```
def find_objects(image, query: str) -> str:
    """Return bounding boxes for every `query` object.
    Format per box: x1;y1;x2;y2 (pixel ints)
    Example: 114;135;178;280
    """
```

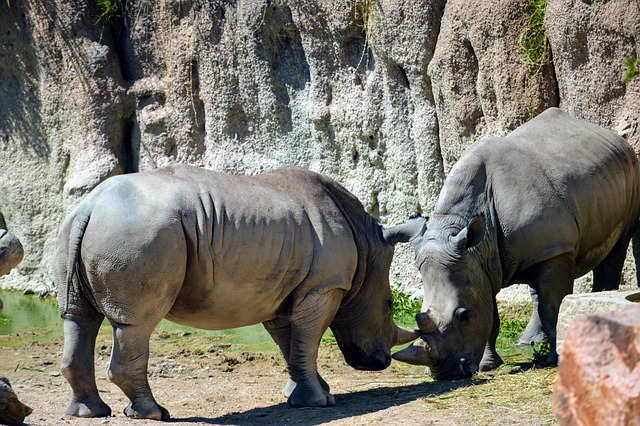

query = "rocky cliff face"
1;0;639;292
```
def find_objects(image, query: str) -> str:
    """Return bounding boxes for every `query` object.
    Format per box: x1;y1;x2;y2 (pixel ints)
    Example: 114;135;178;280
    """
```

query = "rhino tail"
60;208;93;318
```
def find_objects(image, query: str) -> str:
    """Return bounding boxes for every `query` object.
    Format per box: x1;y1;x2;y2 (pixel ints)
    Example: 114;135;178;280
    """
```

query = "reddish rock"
552;305;640;425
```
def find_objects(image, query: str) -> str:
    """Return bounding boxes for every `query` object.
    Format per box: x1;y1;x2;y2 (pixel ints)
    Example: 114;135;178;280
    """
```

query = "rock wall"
1;0;639;293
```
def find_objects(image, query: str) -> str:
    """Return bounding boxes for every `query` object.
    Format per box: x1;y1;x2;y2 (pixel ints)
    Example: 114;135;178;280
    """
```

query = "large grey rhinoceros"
54;165;420;420
391;107;640;379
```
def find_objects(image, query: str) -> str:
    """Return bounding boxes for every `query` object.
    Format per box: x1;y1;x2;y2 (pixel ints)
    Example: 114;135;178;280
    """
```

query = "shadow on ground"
172;379;485;425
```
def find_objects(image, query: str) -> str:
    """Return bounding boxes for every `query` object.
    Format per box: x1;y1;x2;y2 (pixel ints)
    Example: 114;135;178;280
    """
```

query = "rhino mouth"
392;335;478;380
426;355;478;380
341;346;391;371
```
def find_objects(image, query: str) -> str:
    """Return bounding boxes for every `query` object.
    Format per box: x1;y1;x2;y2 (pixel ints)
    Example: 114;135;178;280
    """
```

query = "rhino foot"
64;397;111;418
543;351;558;367
516;328;547;346
283;374;330;398
287;379;335;408
479;350;504;372
124;400;170;421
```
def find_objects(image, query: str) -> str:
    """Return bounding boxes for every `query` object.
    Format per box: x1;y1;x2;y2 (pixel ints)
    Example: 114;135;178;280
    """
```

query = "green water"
0;290;277;352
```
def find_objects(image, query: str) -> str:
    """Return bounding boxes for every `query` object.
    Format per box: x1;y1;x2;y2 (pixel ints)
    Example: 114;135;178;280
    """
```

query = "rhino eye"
455;308;470;325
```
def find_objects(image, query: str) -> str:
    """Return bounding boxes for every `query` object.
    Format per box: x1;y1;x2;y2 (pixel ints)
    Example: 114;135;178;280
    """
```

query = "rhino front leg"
286;289;343;408
479;298;503;372
61;314;111;418
262;317;329;399
108;323;169;420
530;255;575;366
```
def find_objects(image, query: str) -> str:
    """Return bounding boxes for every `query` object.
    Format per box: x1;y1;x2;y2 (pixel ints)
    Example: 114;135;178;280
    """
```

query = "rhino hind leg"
61;314;111;418
592;232;632;292
108;323;169;420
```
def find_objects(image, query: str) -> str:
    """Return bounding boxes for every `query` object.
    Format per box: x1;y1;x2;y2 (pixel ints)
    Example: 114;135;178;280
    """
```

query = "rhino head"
392;216;494;379
329;216;426;371
0;229;24;277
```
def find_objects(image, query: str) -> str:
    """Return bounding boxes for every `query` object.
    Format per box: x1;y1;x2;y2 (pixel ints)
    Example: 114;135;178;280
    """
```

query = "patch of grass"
497;301;531;340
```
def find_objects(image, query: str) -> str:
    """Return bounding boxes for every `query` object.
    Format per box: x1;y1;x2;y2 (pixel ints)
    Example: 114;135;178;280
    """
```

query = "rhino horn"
392;337;435;365
416;310;440;334
395;325;420;345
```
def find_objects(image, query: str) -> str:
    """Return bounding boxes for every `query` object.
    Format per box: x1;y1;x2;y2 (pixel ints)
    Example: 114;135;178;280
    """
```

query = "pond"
0;290;278;352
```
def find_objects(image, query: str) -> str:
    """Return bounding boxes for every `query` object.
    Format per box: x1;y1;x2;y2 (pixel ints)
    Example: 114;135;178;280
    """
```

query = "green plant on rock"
96;0;123;27
354;0;377;82
622;56;637;84
518;0;549;76
518;0;550;119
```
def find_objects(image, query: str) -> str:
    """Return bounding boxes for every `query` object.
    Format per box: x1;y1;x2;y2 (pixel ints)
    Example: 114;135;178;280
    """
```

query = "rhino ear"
452;216;485;250
383;215;428;245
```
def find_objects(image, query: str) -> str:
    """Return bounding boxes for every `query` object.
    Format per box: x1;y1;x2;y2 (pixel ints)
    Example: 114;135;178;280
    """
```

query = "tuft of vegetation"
353;0;377;84
391;285;421;327
518;0;549;77
622;56;637;84
95;0;123;27
518;0;550;120
354;0;376;41
532;341;551;363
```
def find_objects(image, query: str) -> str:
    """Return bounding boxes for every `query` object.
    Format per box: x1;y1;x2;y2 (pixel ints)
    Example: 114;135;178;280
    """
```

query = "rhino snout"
346;349;391;371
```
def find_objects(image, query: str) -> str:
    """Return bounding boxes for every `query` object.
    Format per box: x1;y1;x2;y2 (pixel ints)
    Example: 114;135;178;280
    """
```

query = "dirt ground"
0;327;559;426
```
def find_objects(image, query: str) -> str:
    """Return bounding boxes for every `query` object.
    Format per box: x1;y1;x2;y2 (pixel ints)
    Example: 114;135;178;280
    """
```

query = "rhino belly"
165;281;287;330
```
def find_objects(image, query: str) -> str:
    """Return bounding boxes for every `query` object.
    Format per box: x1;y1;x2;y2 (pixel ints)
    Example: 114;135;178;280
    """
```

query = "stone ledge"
556;290;639;353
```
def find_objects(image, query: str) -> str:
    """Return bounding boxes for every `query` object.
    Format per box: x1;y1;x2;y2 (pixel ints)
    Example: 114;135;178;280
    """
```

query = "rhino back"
436;108;640;283
76;165;364;329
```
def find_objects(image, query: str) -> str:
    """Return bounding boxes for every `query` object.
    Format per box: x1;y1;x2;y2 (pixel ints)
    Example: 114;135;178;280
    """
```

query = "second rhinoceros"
55;165;420;420
391;108;640;379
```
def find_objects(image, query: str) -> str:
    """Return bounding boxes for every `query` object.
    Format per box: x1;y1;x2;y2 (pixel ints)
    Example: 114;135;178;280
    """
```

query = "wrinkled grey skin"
55;165;419;420
392;108;640;379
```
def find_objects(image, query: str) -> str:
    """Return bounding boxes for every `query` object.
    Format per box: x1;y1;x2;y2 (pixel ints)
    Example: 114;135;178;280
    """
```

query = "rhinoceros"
54;165;420;420
391;107;640;379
